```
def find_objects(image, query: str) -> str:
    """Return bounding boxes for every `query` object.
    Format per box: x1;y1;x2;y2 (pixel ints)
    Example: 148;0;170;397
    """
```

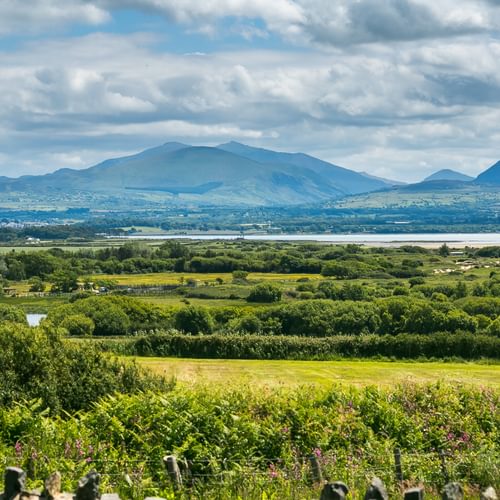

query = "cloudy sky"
1;0;500;182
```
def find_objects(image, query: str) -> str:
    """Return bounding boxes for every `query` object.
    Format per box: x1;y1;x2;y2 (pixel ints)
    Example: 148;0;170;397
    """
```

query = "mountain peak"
424;169;473;182
476;160;500;184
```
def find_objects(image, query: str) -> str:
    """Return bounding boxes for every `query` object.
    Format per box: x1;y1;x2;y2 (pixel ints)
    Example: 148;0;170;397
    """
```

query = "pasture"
133;357;500;388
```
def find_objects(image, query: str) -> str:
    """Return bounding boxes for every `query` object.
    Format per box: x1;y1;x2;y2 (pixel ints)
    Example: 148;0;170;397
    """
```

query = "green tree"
247;283;282;303
439;243;450;257
29;276;45;292
50;269;79;293
0;304;27;325
175;306;214;334
60;314;95;337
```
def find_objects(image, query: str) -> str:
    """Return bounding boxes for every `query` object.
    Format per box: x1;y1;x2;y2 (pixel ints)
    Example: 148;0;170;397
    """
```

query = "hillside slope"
424;169;473;182
0;142;396;207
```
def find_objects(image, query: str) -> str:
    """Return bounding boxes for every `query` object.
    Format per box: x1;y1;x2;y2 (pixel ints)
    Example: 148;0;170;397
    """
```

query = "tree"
439;243;450;257
0;304;27;325
175;306;214;334
50;269;78;293
60;314;95;336
232;270;249;282
247;283;282;303
29;277;45;292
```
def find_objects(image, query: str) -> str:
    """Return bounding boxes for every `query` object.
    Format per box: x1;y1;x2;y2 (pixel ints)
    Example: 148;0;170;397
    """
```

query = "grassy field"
133;357;500;388
89;272;323;285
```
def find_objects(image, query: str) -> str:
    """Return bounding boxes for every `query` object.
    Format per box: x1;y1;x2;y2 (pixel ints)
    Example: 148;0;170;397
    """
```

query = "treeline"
0;240;436;280
98;332;500;360
0;240;493;281
45;295;500;340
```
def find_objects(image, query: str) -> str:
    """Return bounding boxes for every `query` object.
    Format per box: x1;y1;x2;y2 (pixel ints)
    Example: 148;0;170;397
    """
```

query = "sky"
1;1;500;182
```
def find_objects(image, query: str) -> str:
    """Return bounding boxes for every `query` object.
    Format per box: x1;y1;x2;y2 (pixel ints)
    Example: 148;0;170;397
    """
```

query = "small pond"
26;314;47;327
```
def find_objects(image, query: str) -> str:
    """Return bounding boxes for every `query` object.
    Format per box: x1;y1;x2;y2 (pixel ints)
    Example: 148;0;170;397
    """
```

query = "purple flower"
313;448;322;458
14;442;22;456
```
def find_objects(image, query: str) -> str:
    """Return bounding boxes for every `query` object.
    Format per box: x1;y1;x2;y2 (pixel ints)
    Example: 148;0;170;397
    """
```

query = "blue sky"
1;0;500;182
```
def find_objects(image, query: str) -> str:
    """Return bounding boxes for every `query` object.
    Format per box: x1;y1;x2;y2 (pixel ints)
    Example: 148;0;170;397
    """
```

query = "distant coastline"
111;232;500;247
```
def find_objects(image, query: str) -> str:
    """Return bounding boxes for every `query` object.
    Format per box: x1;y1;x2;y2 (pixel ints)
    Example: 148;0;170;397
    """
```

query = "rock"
404;487;424;499
75;471;100;500
481;487;498;500
442;483;463;500
43;472;62;499
100;495;120;500
364;477;388;500
4;467;26;499
320;481;349;500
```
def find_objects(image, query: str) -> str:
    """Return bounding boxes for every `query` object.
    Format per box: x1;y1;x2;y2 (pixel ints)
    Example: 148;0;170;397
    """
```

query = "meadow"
132;357;500;388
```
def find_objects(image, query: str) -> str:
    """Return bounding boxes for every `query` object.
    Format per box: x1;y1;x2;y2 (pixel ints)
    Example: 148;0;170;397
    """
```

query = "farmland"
133;357;500;388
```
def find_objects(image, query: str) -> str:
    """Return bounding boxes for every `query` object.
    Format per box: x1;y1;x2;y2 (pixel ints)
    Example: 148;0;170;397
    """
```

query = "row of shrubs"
97;332;500;360
46;294;500;337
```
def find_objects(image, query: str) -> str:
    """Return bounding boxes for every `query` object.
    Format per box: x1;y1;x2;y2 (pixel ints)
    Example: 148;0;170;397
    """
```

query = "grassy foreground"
133;357;500;388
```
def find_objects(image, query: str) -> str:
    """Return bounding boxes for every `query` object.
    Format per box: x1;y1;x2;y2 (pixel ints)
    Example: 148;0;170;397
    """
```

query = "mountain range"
0;142;498;207
0;142;396;206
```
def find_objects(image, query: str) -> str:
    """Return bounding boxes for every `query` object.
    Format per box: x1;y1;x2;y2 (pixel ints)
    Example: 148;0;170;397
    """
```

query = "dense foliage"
97;332;500;360
0;323;167;413
47;294;500;342
2;384;498;498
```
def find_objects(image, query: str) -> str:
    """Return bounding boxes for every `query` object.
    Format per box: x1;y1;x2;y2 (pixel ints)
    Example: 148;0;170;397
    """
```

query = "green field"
133;357;500;388
89;271;323;285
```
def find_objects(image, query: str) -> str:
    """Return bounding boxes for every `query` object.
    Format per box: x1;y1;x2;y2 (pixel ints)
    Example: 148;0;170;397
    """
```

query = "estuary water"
118;232;500;245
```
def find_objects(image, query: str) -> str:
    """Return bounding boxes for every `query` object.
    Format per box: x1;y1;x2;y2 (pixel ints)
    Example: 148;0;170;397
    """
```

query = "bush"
247;283;282;303
60;314;95;336
0;323;167;413
48;296;172;336
175;305;214;334
0;304;27;325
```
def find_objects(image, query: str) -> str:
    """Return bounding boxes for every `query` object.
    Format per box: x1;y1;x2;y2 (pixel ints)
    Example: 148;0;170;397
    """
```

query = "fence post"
308;454;323;484
163;455;182;489
394;448;403;483
439;450;450;484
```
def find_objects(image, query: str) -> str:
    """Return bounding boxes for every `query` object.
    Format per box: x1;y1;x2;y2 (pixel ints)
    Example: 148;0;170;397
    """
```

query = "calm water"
27;313;47;327
118;233;500;245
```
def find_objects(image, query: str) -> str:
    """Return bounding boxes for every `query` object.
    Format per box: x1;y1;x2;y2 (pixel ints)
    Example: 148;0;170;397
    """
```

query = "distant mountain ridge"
0;141;496;208
0;142;394;207
424;169;473;182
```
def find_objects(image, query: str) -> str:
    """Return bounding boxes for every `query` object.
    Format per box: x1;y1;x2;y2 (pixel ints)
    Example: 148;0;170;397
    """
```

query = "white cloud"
1;4;500;180
2;0;500;46
0;0;109;35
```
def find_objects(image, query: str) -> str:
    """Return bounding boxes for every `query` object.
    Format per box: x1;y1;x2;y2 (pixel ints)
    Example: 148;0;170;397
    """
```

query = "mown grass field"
133;357;500;388
88;271;323;285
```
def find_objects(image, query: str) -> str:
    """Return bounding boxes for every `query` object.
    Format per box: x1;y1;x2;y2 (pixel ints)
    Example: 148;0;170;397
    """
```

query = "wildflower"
14;442;22;457
313;448;322;458
268;463;278;479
